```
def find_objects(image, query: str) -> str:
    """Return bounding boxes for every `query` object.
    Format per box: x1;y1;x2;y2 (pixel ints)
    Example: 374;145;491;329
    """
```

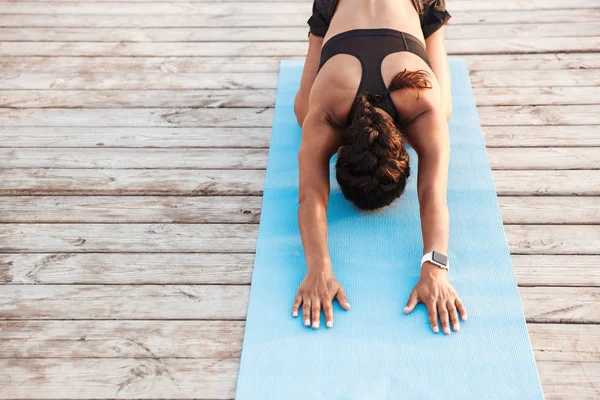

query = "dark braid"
335;69;431;210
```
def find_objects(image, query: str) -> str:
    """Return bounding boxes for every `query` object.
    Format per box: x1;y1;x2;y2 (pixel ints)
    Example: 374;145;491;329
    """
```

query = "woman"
291;0;467;335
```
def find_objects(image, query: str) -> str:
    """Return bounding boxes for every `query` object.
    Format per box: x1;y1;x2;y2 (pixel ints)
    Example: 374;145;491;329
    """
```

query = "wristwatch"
421;251;449;270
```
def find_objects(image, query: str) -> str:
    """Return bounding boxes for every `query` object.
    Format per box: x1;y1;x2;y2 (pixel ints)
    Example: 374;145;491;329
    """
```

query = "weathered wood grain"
0;196;597;224
0;284;597;322
0;358;597;399
1;169;598;196
1;126;598;148
2;10;599;27
2;24;600;42
1;105;599;126
0;320;245;358
4;70;599;90
511;255;600;287
0;252;255;284
520;287;600;323
0;196;263;224
482;126;600;147
473;87;600;106
0;285;252;319
0;147;597;169
0;224;597;254
0;223;260;253
485;147;600;169
2;54;599;73
506;225;600;255
1;38;600;56
0;321;597;362
0;89;276;108
469;70;600;87
2;87;599;108
0;108;276;127
2;253;599;286
478;105;600;126
497;197;600;224
0;127;273;148
3;1;600;14
0;357;240;399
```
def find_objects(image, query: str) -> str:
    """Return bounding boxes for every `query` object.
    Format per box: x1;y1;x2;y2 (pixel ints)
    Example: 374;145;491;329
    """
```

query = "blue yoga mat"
235;59;544;399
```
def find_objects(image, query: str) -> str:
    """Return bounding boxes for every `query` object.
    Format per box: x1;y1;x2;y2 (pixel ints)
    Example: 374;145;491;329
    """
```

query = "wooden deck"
0;0;599;398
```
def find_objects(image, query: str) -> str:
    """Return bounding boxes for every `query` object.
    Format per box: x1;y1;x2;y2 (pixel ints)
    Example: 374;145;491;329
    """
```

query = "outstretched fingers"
403;289;419;314
335;286;351;311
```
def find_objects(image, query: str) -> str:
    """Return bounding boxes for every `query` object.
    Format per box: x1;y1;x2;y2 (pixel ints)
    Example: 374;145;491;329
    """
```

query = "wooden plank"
0;320;245;358
493;170;600;196
1;38;599;56
1;106;599;126
1;147;597;170
0;148;269;169
0;126;598;148
1;169;598;196
486;147;600;169
1;54;598;73
0;321;597;362
0;196;263;224
2;253;598;286
478;105;600;126
0;223;260;253
0;89;276;108
482;126;600;147
538;361;600;400
0;358;597;400
506;225;600;255
3;1;600;14
520;287;600;323
473;87;600;106
0;284;597;322
511;255;600;287
0;223;597;254
2;87;598;108
2;70;598;90
498;197;600;224
0;127;273;148
0;252;255;284
1;10;599;27
0;285;251;319
0;196;597;224
0;357;239;399
470;70;600;87
0;108;276;127
2;24;600;42
0;73;279;90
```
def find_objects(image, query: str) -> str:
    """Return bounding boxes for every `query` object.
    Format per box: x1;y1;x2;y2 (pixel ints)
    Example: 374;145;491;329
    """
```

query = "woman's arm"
291;107;350;329
294;33;324;127
401;107;467;334
425;26;452;120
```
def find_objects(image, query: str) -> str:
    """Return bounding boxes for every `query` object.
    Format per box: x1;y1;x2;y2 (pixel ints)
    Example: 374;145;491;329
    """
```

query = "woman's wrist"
420;261;448;281
306;255;334;274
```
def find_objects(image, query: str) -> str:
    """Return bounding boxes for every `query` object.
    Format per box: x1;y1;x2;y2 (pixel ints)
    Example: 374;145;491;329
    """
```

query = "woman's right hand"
291;264;350;329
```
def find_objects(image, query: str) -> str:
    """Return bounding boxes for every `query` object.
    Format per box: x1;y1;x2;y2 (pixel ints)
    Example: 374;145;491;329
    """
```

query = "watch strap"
421;251;449;270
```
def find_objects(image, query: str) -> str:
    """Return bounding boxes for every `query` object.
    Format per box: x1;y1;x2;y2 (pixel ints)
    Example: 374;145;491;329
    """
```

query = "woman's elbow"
294;94;307;127
445;104;452;121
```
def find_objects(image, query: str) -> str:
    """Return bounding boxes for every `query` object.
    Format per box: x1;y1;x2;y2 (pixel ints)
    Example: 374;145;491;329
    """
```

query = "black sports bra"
317;28;432;125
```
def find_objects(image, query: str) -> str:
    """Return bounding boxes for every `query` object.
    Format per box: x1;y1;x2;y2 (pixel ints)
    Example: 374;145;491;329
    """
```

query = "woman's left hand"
403;263;467;334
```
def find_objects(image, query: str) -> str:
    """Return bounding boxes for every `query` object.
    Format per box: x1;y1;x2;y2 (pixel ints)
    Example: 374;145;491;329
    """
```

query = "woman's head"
335;69;431;211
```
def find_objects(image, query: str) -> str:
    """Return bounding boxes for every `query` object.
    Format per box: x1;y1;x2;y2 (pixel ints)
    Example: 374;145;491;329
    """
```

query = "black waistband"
322;28;427;55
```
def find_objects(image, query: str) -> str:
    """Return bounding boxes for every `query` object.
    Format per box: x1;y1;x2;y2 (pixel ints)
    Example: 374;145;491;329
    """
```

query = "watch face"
432;251;448;266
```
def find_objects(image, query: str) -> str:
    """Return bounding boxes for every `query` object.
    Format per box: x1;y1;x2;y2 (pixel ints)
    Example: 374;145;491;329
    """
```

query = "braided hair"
335;69;432;210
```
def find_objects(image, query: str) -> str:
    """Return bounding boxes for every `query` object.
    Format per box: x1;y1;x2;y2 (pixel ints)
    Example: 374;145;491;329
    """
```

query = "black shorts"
307;0;451;40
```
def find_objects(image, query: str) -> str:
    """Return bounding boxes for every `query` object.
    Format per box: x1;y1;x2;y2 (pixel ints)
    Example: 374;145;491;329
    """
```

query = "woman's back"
324;0;425;45
308;0;440;131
